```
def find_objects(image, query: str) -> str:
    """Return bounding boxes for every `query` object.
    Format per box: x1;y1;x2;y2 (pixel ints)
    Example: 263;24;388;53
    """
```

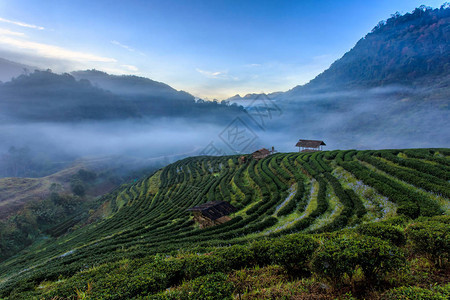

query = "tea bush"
269;234;318;274
406;220;450;267
182;254;227;279
357;222;406;246
213;244;254;270
311;234;406;285
381;284;450;300
430;215;450;224
247;238;273;266
184;272;234;300
152;272;233;300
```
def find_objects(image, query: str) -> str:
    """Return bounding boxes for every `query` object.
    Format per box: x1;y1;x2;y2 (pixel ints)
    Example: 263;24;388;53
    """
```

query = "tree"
71;180;86;197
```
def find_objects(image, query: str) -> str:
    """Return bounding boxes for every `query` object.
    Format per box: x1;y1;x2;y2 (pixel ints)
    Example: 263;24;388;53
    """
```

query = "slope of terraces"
0;148;449;298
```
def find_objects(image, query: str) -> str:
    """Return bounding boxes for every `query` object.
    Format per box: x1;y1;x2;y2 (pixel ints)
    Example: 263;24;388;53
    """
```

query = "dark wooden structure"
252;148;271;160
296;139;326;152
187;201;237;229
239;155;247;164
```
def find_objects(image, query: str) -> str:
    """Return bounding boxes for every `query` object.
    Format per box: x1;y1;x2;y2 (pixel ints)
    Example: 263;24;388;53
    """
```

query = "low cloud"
0;17;45;30
0;119;226;160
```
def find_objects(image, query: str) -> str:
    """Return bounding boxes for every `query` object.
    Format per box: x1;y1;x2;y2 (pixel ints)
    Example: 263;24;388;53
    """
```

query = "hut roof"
295;139;326;148
253;148;271;155
187;201;237;220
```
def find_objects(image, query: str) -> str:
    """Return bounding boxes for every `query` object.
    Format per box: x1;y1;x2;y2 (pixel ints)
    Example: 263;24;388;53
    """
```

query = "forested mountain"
227;6;449;104
251;6;450;150
288;5;450;94
72;70;194;100
0;58;36;83
0;70;245;123
0;71;138;122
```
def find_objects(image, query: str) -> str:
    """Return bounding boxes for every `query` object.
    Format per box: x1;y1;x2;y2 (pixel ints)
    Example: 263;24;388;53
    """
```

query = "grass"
307;184;344;232
263;178;318;235
332;166;397;222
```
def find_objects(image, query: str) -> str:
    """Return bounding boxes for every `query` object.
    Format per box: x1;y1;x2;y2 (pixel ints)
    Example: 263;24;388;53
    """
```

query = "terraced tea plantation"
1;149;449;299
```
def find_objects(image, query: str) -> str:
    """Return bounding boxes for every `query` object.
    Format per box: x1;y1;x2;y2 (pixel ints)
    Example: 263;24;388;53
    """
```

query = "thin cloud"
0;17;44;30
111;40;135;52
196;68;238;81
0;36;117;63
121;64;138;72
111;40;147;56
245;63;261;67
0;28;25;36
196;68;223;77
99;66;141;75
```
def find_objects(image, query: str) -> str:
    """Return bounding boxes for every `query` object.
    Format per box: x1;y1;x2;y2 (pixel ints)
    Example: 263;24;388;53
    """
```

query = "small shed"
252;148;271;160
187;201;237;228
239;155;247;164
296;139;326;152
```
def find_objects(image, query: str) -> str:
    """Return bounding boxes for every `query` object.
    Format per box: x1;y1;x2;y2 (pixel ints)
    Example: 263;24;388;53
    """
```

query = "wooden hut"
239;155;247;164
252;148;271;160
187;201;237;229
296;139;326;152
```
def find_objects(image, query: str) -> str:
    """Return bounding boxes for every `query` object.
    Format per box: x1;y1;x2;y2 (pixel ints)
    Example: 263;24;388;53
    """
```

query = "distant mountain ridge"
226;92;283;101
0;70;139;122
0;58;37;83
71;70;194;101
0;70;245;123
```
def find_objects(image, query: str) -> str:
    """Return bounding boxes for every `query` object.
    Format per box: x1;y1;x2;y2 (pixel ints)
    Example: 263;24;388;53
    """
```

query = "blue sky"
0;0;446;99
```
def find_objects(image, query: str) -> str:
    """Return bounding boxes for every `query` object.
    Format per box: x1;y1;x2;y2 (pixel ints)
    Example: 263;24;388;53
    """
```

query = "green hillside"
0;149;449;299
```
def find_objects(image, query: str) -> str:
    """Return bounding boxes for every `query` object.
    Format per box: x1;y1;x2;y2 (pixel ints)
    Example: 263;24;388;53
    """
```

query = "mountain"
219;7;450;151
0;149;448;298
0;70;139;122
288;5;450;95
0;69;245;123
225;92;283;102
0;58;37;83
255;6;450;150
71;70;194;101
